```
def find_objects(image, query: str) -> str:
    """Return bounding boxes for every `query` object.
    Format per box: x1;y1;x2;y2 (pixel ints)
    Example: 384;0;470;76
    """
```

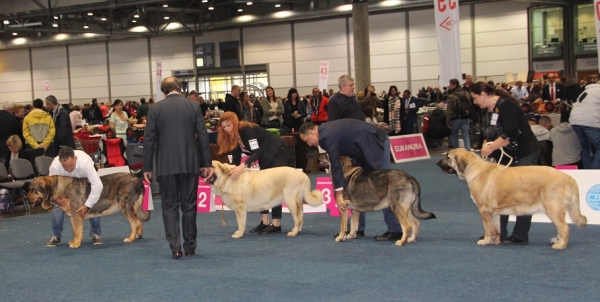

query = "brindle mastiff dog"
27;173;150;248
437;148;587;249
335;156;436;246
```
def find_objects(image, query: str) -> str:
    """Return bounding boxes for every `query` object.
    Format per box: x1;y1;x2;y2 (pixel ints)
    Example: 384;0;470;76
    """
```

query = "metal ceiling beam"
29;0;49;12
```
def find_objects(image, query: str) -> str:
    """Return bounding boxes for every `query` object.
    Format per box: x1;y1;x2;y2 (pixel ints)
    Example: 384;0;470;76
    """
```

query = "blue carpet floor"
1;154;599;301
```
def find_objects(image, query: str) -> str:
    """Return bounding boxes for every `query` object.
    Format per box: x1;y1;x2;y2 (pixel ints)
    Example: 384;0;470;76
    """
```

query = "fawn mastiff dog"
334;156;436;246
27;173;150;248
437;148;587;249
208;161;324;238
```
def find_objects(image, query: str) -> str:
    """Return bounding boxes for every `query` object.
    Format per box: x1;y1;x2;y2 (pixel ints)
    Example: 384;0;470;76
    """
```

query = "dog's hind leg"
123;213;140;243
137;223;144;239
406;209;419;243
392;203;412;246
545;206;569;249
286;198;303;237
68;216;83;248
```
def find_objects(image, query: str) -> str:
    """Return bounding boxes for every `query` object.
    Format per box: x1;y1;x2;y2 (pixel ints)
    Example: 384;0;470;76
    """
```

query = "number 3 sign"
316;177;349;217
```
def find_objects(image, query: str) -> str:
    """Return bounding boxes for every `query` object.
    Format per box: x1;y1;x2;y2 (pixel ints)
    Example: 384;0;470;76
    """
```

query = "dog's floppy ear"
456;155;468;173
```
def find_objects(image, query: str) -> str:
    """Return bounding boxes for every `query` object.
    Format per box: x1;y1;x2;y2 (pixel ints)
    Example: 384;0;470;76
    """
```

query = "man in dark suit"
401;89;420;134
299;119;403;241
542;73;564;101
223;85;243;121
45;95;75;157
143;77;213;259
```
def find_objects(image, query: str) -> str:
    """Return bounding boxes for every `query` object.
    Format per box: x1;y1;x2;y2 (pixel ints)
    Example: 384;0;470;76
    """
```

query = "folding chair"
35;156;54;176
11;158;39;211
1;161;32;211
101;138;128;167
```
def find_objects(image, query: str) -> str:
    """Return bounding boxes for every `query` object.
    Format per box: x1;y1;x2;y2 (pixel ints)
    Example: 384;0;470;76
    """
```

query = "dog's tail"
409;178;436;220
303;177;324;206
567;179;587;228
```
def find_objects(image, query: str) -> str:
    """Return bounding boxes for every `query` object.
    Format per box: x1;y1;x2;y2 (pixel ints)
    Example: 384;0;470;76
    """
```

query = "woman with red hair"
217;111;289;235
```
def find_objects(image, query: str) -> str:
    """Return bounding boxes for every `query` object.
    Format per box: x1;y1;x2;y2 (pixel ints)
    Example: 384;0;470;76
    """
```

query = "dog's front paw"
477;239;491;246
551;242;567;250
286;230;299;237
68;240;81;249
123;237;134;243
335;234;346;242
407;237;416;243
231;231;244;239
346;232;357;239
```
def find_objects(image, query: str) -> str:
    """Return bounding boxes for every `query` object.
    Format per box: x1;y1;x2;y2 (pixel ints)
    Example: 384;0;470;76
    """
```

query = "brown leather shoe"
185;251;195;256
172;250;183;259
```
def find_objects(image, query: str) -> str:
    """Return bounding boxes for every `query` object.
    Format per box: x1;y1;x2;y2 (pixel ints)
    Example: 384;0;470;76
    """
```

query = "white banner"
594;0;600;68
318;61;329;91
434;0;462;87
43;80;50;96
155;61;164;102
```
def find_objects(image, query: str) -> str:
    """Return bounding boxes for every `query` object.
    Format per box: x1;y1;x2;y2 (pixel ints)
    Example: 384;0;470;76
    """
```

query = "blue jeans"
52;206;101;238
450;118;471;150
572;125;600;169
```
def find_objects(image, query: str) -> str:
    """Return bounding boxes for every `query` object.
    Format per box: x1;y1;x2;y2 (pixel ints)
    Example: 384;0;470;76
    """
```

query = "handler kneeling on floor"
46;147;103;247
299;119;402;241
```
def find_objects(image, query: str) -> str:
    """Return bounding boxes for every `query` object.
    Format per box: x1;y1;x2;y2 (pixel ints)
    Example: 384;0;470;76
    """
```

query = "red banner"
389;134;431;163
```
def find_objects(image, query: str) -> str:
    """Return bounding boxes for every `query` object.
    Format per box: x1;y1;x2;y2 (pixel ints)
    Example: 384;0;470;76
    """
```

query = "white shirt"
570;83;600;128
49;150;103;208
511;86;529;100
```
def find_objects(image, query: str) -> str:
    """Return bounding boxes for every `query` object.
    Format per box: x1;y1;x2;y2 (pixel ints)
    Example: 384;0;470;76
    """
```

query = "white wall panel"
474;2;529;78
31;46;69;101
244;24;292;91
150;36;194;97
295;19;348;88
69;43;108;104
109;38;152;101
0;49;31;102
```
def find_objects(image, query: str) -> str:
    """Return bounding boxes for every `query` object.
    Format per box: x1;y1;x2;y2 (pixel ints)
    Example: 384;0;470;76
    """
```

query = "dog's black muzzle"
436;158;456;175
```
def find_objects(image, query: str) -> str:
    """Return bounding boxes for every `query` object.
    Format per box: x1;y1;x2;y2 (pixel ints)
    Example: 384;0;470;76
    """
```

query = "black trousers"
258;146;289;219
158;173;199;253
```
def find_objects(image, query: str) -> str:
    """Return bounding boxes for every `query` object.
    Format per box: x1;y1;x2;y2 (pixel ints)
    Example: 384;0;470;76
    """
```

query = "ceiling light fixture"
3;20;9;25
53;15;58;20
134;13;140;18
87;12;93;16
12;32;17;35
163;4;168;8
101;16;107;21
83;23;89;29
132;20;137;23
52;22;58;27
238;8;243;12
275;4;281;8
247;2;253;5
164;16;170;20
202;0;208;2
208;6;214;10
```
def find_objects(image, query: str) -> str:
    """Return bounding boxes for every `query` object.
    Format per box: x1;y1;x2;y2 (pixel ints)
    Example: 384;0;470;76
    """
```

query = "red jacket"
310;96;329;123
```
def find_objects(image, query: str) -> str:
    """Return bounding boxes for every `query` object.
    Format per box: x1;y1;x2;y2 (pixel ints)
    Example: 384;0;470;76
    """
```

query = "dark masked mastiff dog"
27;173;150;248
208;161;324;239
335;156;436;246
437;148;587;249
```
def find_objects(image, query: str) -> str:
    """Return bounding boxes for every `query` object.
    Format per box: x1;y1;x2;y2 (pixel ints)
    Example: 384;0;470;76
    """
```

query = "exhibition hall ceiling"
0;0;577;49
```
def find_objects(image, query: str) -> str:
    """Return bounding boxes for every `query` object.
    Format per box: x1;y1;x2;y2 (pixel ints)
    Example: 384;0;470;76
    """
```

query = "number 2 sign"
197;178;215;212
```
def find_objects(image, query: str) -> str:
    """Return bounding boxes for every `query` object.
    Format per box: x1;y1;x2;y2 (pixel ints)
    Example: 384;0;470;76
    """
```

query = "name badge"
409;103;416;108
248;139;259;150
491;113;498;126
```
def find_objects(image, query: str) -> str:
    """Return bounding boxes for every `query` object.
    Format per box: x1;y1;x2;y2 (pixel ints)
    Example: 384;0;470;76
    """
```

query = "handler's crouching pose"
46;147;103;247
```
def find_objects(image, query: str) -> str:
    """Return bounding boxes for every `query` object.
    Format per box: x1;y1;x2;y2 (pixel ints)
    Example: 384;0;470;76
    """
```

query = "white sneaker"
91;234;103;245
